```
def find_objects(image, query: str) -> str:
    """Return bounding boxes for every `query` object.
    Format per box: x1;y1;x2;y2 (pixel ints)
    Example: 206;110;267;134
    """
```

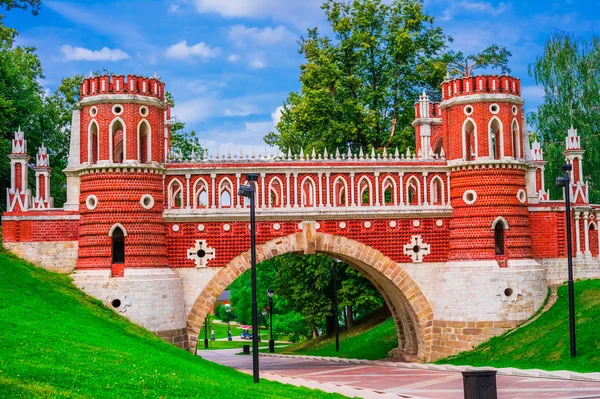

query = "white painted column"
318;172;323;207
293;173;298;207
235;173;241;208
375;172;380;206
260;173;266;209
584;212;591;256
286;173;291;208
185;173;191;209
350;172;356;207
399;172;404;206
325;172;331;207
575;211;582;256
210;173;216;209
423;172;428;205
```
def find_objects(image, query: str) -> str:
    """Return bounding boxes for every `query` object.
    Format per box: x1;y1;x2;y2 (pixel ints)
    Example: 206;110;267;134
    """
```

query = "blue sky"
4;0;599;155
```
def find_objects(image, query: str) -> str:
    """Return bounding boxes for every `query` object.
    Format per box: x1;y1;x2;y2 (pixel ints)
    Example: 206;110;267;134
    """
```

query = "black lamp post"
238;173;260;383
333;259;340;352
226;307;232;341
267;288;275;353
204;315;209;349
556;163;577;358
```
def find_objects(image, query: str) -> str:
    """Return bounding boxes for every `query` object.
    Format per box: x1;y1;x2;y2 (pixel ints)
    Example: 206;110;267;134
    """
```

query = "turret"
531;140;549;201
32;144;54;209
441;74;533;266
6;127;31;211
72;74;171;277
413;91;443;159
564;127;588;204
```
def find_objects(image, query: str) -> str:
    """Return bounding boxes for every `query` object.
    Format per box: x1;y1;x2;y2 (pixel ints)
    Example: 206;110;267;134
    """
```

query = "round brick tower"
76;75;169;276
69;75;187;348
440;75;534;264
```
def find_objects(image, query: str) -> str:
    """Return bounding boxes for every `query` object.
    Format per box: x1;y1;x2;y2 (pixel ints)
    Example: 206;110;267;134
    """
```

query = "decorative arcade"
3;73;600;362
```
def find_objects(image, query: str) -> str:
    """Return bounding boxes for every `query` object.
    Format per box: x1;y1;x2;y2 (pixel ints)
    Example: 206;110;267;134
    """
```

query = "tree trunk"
346;306;354;330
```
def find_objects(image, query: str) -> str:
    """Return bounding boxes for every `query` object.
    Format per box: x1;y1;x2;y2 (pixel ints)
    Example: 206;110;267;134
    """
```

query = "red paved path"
199;349;600;399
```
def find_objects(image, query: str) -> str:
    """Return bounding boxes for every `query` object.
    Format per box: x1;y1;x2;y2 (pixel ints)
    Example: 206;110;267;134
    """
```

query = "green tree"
447;44;512;78
165;92;202;160
1;0;40;14
337;265;384;328
265;0;450;154
528;31;600;202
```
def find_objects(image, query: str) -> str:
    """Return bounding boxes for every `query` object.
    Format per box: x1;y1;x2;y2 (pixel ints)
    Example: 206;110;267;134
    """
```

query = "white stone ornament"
273;223;281;231
223;224;231;232
436;219;443;227
172;224;180;232
403;235;431;263
339;221;346;229
187;240;216;268
364;221;372;228
197;224;205;232
389;220;397;228
413;220;420;227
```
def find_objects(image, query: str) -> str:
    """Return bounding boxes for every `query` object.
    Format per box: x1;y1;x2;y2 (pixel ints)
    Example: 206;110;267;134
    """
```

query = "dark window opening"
495;223;505;255
112;227;125;264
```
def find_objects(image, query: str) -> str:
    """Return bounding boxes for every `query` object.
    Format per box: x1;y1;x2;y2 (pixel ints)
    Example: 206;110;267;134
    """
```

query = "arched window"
433;137;443;157
494;223;505;255
489;118;502;160
219;179;233;208
301;177;316;207
463;119;476;160
111;226;125;264
382;176;396;206
430;176;444;205
168;179;184;209
138;120;150;163
511;119;520;159
111;119;125;163
193;178;209;208
89;120;99;164
358;176;372;206
268;177;284;208
406;176;420;205
333;176;348;207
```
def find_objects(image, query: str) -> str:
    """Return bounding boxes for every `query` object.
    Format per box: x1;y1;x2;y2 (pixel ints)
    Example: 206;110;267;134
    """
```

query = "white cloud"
228;54;240;62
192;0;324;28
60;45;130;61
169;4;179;12
166;40;220;60
441;1;509;21
250;57;266;69
271;106;283;126
228;25;295;47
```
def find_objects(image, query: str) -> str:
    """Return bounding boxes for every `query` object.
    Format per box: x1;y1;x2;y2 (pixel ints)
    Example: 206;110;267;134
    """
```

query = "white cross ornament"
187;240;216;268
403;235;431;263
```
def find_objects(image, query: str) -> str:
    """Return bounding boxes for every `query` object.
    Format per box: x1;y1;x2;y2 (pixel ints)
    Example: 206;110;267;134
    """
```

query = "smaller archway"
193;178;209;208
219;178;233;208
406;176;421;205
268;177;284;208
332;176;348;207
301;176;317;207
429;176;444;205
433;137;443;157
382;176;397;206
110;118;126;163
88;120;99;164
462;119;477;160
138;120;151;163
358;176;372;206
488;118;503;160
511;119;520;159
108;224;127;264
492;217;509;256
168;178;184;209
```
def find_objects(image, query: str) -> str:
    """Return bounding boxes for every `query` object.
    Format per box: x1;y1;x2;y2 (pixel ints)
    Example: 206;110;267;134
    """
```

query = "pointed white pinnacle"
323;148;328;158
335;148;341;159
300;148;304;158
347;147;352;158
406;147;411;158
394;147;399;158
371;147;376;159
311;147;316;159
287;148;292;159
359;147;364;159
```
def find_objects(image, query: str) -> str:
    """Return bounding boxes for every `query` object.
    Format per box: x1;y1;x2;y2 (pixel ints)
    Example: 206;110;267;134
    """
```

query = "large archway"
186;227;433;360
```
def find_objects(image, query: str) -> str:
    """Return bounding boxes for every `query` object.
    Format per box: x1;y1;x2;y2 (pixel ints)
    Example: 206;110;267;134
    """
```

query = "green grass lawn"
0;249;344;398
279;318;397;360
438;279;600;373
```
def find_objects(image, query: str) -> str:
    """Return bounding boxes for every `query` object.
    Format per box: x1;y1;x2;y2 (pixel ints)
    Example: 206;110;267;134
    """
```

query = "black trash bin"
462;370;497;399
242;344;250;355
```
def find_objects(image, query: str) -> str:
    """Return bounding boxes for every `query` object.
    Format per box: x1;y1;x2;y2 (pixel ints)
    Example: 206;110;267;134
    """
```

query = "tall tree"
165;91;201;160
528;31;600;202
264;0;450;154
447;44;512;78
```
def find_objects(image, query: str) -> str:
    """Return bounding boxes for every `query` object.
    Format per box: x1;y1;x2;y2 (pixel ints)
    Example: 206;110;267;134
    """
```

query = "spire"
335;148;341;159
359;147;364;159
299;148;304;159
287;148;292;159
347;147;352;159
565;126;581;150
311;147;316;160
323;148;328;159
531;140;544;162
370;147;376;159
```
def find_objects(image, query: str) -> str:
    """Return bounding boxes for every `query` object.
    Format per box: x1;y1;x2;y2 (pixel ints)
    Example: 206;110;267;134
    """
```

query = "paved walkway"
198;349;600;399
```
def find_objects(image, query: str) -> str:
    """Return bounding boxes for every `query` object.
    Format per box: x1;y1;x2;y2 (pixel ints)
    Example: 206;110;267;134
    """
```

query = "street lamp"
267;288;275;353
226;307;232;341
332;259;340;352
556;163;577;358
204;315;209;349
238;173;260;383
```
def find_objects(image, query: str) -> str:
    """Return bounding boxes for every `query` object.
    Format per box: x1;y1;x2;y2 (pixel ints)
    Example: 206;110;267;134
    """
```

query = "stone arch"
109;117;126;163
429;175;445;205
137;119;151;163
491;216;509;230
357;175;373;206
168;178;184;209
332;176;348;207
511;118;520;159
218;177;233;208
186;232;434;360
268;176;284;208
381;176;397;206
193;177;209;208
88;120;99;164
488;117;504;160
108;223;128;237
462;118;477;160
300;176;317;207
405;176;421;205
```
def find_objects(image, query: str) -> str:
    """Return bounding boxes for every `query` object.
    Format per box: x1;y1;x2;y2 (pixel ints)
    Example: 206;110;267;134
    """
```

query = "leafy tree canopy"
0;0;40;15
528;31;600;202
447;44;512;78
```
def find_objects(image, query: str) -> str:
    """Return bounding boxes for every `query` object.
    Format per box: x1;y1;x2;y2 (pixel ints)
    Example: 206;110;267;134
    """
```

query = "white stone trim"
139;105;149;117
140;194;155;210
109;117;126;163
2;215;80;221
462;118;478;160
489;103;500;114
79;94;167;109
463;104;473;116
89;106;98;117
488;116;504;159
439;93;524;110
86;194;98;210
517;189;527;204
112;104;124;115
108;223;127;237
463;190;477;205
137;119;151;162
491;216;509;230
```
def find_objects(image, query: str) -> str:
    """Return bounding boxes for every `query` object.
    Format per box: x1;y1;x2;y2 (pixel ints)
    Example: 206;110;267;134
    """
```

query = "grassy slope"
439;279;600;373
0;249;343;399
279;318;397;360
